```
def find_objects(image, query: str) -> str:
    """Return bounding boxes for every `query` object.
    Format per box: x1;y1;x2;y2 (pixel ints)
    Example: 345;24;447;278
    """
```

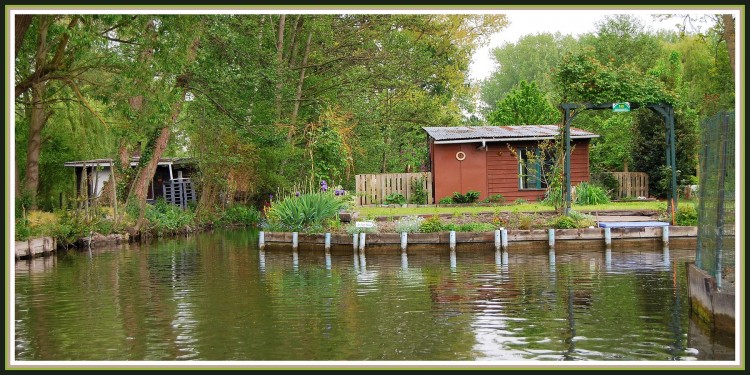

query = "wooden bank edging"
259;226;697;250
14;237;56;260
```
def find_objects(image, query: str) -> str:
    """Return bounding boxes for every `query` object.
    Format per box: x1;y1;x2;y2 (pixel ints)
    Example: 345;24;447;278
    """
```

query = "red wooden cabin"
423;125;599;203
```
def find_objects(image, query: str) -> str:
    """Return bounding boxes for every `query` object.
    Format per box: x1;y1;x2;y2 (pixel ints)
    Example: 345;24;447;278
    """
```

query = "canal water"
13;229;735;363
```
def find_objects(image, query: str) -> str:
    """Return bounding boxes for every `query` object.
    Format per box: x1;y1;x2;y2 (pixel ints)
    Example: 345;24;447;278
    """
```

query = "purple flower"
295;191;300;197
320;180;328;192
269;194;273;200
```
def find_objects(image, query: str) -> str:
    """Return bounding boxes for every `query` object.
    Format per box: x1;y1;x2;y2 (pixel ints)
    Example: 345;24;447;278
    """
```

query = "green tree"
487;80;560;126
480;32;576;116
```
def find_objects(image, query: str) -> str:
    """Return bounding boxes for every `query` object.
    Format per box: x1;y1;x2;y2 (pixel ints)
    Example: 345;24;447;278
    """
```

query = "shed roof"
63;157;193;168
423;125;598;144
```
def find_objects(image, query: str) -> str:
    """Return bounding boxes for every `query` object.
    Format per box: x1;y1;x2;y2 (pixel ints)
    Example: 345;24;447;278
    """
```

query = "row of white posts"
258;226;671;272
258;226;670;252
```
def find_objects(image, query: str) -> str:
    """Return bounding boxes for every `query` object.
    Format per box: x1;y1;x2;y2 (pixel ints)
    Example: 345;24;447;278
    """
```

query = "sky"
468;9;717;82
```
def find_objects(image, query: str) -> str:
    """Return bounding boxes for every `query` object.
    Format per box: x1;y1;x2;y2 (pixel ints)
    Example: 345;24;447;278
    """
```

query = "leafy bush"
266;192;346;232
675;204;698;226
145;198;196;236
395;216;424;233
419;215;446;233
410;177;428;204
549;211;596;229
508;210;535;230
549;215;578;229
447;222;497;232
220;205;261;226
513;198;529;205
438;196;454;204
15;217;31;241
385;193;406;205
575;182;610;205
483;194;505;204
592;173;619;199
451;190;481;204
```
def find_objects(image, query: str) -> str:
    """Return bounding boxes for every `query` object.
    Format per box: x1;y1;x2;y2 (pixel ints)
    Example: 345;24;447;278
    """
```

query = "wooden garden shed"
423;125;599;203
64;157;197;208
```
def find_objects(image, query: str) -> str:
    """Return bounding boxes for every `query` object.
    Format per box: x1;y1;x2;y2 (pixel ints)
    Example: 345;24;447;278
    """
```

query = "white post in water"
548;229;555;248
259;249;266;272
258;231;265;249
449;230;456;251
292;249;299;270
449;249;457;270
324;233;331;251
353;233;359;251
501;227;508;250
604;227;612;247
359;232;366;252
401;251;408;270
325;250;332;270
400;232;408;252
662;226;669;247
605;248;612;270
292;232;299;250
494;230;501;251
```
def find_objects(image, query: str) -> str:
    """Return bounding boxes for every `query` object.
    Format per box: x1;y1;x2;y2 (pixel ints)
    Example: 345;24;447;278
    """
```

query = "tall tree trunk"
129;36;200;233
15;14;33;56
722;14;735;76
23;81;48;208
288;32;312;142
274;14;286;119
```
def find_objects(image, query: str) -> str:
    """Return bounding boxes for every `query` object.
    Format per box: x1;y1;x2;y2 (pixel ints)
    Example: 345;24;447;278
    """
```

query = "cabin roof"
423;125;599;144
63;157;193;168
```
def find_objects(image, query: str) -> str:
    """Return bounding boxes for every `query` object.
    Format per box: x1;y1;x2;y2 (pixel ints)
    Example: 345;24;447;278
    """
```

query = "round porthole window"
456;151;466;161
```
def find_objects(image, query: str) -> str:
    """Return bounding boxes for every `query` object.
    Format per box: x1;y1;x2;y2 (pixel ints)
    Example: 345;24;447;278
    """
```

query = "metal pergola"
560;102;677;219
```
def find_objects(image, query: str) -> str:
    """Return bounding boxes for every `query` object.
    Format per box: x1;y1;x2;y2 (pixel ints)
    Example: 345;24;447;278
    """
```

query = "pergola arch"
560;102;677;219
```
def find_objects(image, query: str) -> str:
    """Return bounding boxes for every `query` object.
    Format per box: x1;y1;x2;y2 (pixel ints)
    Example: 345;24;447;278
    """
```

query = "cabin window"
518;147;553;190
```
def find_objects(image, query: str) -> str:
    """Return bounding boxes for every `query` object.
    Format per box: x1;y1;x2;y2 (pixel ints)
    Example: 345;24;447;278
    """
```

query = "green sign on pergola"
560;102;678;220
612;102;631;112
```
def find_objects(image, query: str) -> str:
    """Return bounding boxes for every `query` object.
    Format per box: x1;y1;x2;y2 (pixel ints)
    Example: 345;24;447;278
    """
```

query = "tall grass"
575;181;610;205
265;192;346;232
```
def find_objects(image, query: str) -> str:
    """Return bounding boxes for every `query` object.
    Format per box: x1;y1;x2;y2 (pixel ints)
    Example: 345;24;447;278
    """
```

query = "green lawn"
355;199;693;219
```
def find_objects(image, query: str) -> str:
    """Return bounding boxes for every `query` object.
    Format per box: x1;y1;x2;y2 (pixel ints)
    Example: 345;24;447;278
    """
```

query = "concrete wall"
687;263;735;335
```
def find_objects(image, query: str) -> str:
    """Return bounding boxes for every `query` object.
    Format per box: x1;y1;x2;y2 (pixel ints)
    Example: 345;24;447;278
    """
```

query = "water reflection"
12;230;732;362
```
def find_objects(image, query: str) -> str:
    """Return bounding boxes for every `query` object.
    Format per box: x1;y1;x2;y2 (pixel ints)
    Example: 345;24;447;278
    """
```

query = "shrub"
145;198;196;236
266;192;346;232
549;211;596;229
508;210;535;230
220;205;261;226
592;173;619;199
549;215;578;229
410;177;428;204
513;198;529;205
675;204;698;226
395;216;424;233
575;182;610;205
451;190;481;204
452;222;496;232
438;196;454;204
419;215;446;233
483;194;505;204
385;193;406;205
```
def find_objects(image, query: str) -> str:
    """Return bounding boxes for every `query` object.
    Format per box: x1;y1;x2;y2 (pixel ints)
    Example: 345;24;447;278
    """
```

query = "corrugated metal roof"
422;125;598;142
64;157;193;167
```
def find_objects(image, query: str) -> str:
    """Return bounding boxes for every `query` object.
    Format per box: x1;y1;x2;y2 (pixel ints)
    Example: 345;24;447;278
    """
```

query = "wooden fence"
606;172;649;199
355;172;433;205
